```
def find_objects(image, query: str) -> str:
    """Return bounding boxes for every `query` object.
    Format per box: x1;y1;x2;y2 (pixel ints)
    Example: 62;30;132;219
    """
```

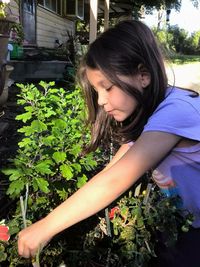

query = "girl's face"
86;68;149;122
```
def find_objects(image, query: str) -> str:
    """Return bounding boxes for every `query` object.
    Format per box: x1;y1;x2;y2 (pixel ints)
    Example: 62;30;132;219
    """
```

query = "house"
9;0;134;48
7;0;133;81
8;0;82;81
9;0;77;48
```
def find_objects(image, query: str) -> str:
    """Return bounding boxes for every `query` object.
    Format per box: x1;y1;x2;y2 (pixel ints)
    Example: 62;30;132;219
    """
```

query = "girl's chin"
113;115;127;122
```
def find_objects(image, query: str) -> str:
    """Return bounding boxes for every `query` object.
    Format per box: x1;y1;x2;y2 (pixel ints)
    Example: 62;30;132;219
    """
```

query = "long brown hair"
78;20;168;152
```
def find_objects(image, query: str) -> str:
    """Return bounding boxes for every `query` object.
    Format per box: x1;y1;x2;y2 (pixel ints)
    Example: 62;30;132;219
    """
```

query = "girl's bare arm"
18;131;181;258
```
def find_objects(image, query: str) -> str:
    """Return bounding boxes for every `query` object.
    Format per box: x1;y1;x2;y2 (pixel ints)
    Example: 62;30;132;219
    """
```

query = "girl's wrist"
43;211;67;239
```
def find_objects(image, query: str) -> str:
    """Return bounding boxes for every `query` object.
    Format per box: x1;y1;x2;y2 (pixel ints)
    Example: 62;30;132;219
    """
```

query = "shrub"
1;81;101;266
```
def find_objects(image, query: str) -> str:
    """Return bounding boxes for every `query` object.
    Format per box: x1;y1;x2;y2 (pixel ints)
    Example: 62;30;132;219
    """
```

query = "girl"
18;20;200;266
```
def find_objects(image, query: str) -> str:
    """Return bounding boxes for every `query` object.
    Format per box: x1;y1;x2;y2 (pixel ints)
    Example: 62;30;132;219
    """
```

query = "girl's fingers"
18;244;31;258
18;242;38;258
17;235;36;258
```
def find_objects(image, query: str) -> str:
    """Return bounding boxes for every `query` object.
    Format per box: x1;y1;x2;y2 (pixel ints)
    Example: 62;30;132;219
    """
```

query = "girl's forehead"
86;68;113;88
86;68;107;80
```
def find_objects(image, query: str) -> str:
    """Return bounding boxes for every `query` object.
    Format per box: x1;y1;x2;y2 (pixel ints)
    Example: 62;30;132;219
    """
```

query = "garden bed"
0;84;22;217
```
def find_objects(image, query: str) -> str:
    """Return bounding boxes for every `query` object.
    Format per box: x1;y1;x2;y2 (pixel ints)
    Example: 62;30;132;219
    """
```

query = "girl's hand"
18;218;52;258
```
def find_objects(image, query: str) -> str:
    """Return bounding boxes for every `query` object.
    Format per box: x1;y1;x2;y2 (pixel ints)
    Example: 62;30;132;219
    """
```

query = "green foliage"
3;81;97;200
84;185;194;267
153;25;200;56
0;81;101;265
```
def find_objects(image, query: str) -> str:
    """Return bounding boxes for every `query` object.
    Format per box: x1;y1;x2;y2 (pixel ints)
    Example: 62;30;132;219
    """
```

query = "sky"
144;0;200;34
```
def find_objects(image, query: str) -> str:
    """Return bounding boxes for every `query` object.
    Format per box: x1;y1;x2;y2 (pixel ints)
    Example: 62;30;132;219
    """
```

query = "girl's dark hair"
78;20;168;152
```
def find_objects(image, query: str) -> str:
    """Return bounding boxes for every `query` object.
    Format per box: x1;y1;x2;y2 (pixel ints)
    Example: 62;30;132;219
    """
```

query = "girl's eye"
105;85;113;91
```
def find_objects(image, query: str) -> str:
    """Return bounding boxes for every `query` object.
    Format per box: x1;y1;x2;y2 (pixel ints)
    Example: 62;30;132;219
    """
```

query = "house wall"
9;1;75;49
37;6;75;48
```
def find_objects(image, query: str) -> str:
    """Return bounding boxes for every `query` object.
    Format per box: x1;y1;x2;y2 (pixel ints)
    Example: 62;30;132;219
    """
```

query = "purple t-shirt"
143;87;200;227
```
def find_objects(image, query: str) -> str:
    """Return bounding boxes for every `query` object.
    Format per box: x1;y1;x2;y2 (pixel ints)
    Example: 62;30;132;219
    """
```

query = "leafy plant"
1;81;102;265
3;81;97;200
84;183;193;267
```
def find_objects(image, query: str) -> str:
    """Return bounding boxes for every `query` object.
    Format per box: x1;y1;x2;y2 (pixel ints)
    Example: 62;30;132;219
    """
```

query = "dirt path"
166;62;200;92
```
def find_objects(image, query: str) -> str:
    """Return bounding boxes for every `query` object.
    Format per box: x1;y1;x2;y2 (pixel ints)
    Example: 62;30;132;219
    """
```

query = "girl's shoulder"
143;87;200;141
166;86;200;101
160;86;200;113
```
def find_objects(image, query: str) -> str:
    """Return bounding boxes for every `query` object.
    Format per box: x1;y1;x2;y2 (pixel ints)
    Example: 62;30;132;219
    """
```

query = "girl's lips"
106;109;114;114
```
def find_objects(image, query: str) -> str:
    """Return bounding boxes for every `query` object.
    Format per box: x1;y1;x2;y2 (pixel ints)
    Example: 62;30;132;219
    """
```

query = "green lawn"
169;55;200;65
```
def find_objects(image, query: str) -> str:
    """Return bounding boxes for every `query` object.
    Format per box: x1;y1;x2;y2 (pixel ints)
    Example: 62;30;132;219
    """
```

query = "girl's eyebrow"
97;80;113;88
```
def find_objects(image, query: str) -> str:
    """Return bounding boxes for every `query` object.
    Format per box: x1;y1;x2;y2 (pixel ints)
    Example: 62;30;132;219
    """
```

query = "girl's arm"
101;143;131;171
18;131;181;258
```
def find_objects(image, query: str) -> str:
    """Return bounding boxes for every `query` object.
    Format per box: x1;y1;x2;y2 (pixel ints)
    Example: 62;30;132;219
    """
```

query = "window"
65;0;84;20
24;0;34;14
38;0;84;19
38;0;62;15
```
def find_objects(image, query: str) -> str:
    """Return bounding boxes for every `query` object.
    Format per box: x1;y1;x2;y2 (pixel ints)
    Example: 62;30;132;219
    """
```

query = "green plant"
3;81;98;199
84;184;194;267
1;81;102;265
0;0;19;18
10;22;24;45
0;0;10;18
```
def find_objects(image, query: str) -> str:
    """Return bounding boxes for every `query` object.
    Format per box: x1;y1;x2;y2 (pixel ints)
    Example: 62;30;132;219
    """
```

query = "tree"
111;0;199;18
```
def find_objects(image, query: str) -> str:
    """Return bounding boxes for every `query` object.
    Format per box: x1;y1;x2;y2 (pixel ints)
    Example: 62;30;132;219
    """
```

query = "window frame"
38;0;63;16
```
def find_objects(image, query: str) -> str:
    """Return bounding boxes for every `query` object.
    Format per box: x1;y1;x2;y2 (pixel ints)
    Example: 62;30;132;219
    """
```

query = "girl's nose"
97;91;108;106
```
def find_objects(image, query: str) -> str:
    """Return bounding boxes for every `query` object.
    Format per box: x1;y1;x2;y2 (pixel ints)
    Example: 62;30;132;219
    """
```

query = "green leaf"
56;188;68;201
42;135;55;146
31;120;47;133
53;152;66;163
44;109;56;118
35;162;52;175
35;178;50;193
18;138;32;148
0;251;7;262
77;174;87;188
24;106;34;112
7;180;25;196
7;169;23;181
72;163;82;173
36;196;49;205
32;178;38;192
18;125;33;135
16;112;32;123
8;220;20;235
60;164;73;180
70;144;81;156
54;119;67;130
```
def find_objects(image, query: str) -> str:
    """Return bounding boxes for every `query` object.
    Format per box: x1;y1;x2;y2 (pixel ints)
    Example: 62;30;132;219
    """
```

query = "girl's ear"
141;72;151;89
138;64;151;89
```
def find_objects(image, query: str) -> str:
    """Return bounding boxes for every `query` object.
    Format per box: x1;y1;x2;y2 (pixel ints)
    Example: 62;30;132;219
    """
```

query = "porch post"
89;0;98;44
104;0;110;31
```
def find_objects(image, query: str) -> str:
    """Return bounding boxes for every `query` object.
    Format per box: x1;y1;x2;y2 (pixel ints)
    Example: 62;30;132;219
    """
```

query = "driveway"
166;62;200;93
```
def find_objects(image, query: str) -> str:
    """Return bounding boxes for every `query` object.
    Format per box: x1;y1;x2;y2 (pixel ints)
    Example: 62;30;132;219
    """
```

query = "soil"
0;83;22;217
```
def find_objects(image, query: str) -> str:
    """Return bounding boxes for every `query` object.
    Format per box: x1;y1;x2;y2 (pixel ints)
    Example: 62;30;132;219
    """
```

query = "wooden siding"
37;6;75;48
8;1;75;48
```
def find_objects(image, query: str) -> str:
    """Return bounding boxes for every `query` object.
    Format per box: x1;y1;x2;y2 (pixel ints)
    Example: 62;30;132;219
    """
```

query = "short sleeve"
143;96;200;141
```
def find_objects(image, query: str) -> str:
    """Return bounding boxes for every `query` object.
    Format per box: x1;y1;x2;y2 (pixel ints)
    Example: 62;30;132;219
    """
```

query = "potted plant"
9;21;24;59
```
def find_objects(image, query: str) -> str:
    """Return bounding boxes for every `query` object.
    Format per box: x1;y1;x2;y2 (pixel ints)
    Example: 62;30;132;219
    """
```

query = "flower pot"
10;43;23;59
